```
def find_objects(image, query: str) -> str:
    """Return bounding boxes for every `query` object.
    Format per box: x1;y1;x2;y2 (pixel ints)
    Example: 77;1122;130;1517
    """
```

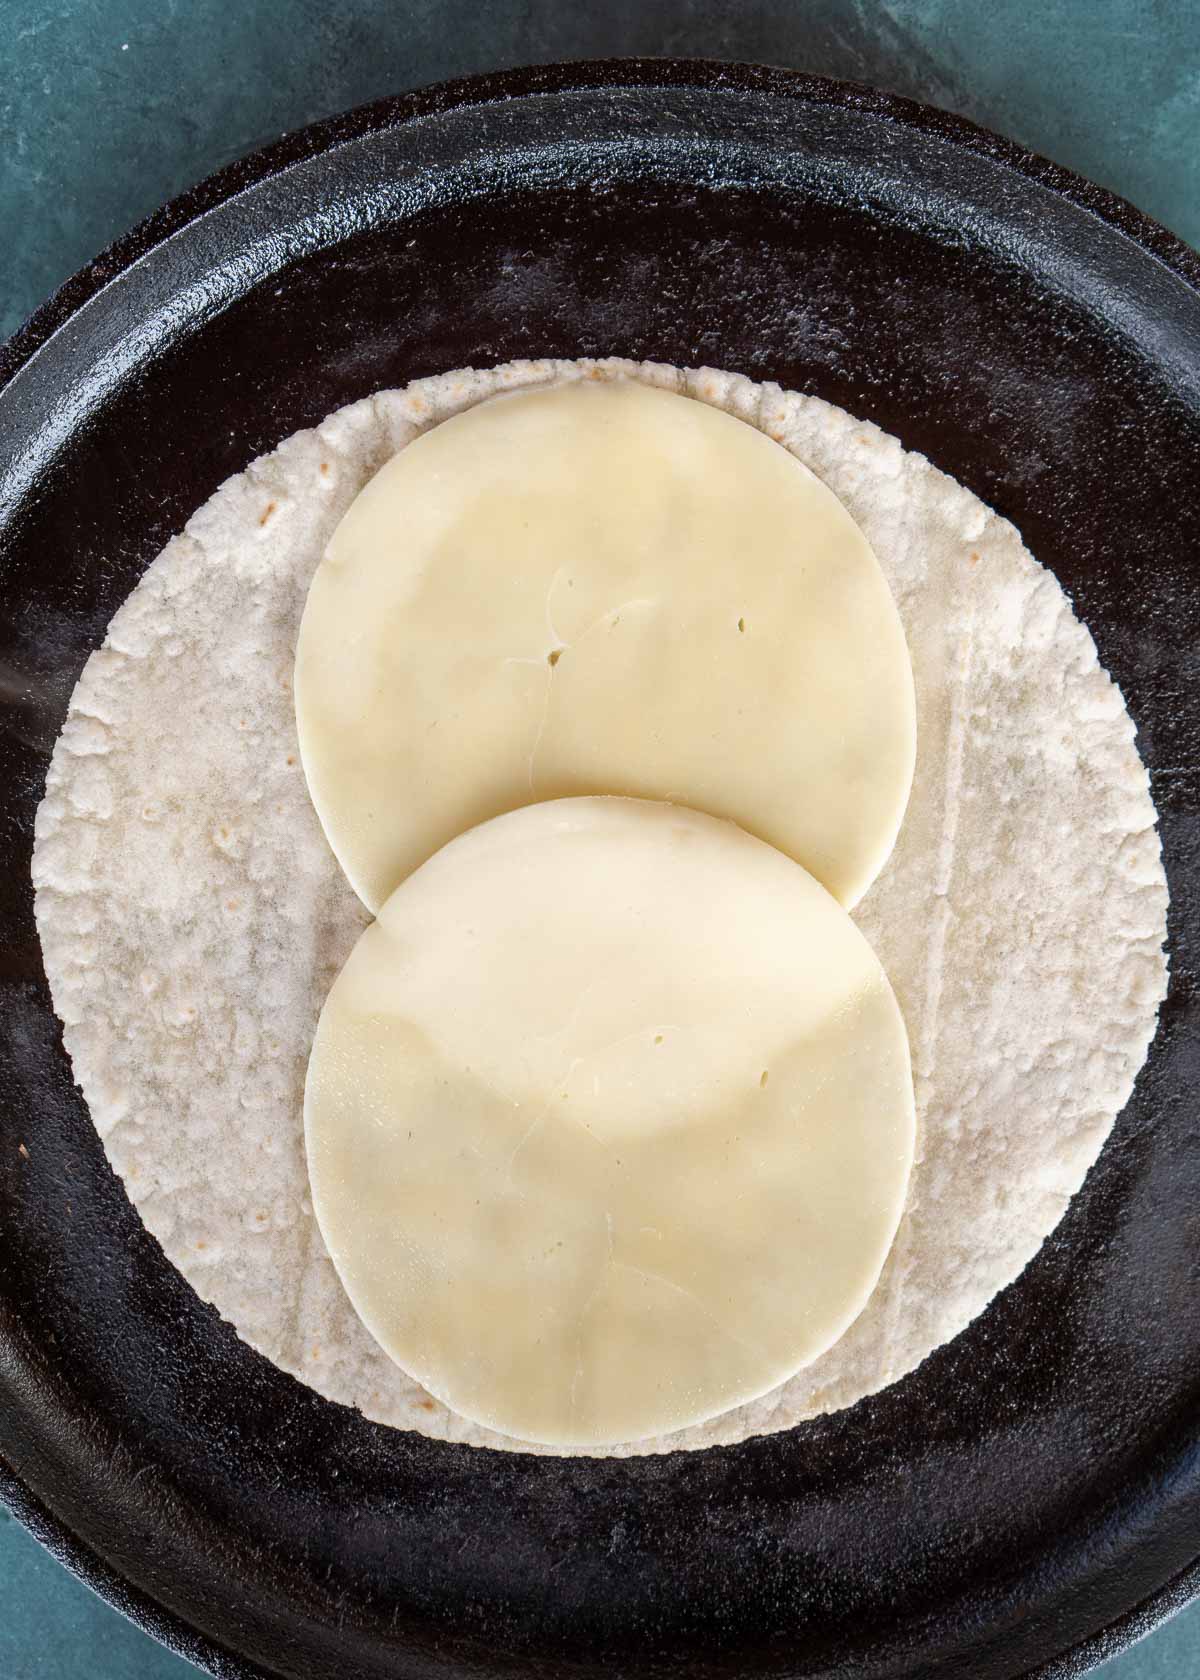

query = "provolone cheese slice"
295;379;915;912
304;797;915;1448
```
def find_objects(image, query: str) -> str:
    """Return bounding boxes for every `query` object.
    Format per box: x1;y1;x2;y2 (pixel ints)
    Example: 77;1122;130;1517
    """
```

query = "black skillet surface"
2;58;1200;1680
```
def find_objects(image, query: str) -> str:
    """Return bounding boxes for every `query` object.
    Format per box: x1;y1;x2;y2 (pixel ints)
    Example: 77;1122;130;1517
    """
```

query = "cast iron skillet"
2;58;1199;1680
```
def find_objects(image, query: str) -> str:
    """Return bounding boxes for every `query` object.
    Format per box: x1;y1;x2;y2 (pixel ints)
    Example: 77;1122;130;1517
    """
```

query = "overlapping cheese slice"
295;379;915;913
304;798;915;1448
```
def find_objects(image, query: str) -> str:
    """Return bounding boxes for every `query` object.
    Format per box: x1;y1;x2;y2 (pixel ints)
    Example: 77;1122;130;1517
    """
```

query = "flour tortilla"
33;358;1169;1456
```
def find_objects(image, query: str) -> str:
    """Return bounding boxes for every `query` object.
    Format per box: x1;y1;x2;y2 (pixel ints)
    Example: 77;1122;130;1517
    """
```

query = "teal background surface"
1;1;1197;1675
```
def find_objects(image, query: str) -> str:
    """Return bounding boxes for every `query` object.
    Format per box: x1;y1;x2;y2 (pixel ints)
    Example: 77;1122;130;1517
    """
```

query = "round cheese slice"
304;797;915;1448
294;379;915;912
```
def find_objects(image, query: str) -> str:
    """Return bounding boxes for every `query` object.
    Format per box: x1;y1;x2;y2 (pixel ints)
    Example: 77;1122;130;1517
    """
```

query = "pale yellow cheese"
304;797;915;1448
295;379;915;912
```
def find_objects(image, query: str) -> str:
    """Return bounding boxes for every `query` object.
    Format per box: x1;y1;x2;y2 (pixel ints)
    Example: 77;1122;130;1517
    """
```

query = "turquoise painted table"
2;3;1197;1675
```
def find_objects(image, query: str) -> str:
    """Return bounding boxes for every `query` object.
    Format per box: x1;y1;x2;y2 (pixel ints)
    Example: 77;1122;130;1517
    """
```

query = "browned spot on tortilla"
420;1399;436;1411
969;550;981;565
259;500;277;526
320;461;329;475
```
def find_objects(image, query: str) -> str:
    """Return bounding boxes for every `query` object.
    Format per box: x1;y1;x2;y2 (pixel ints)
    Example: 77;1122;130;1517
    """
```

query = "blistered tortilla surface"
33;358;1168;1454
